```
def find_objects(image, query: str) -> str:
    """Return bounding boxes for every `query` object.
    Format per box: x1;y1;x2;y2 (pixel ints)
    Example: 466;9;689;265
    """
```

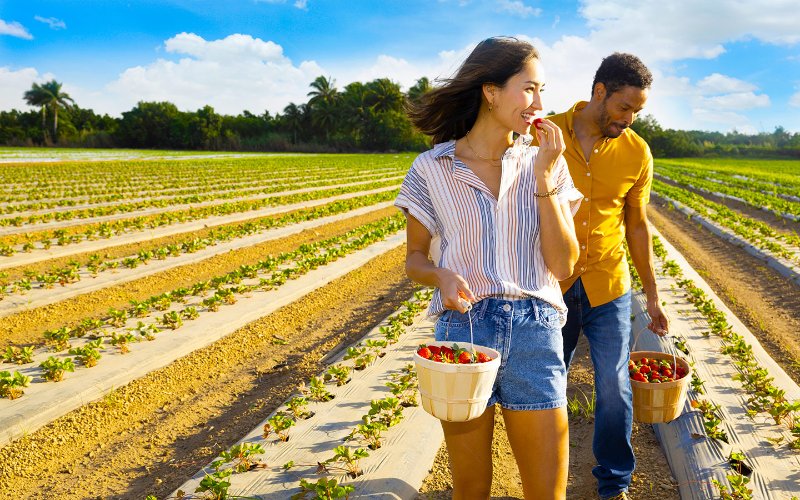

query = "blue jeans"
563;279;634;499
434;297;567;410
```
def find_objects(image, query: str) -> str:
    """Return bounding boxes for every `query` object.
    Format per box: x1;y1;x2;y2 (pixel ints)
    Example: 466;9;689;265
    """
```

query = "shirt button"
580;266;586;271
593;149;599;153
584;197;589;202
581;244;586;249
586;172;591;176
502;304;511;312
582;221;588;226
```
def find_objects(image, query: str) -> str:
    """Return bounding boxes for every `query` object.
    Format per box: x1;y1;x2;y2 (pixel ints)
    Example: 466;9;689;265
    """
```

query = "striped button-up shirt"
395;136;582;317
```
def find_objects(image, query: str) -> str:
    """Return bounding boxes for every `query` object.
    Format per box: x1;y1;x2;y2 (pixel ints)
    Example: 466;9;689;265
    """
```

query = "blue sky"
1;0;799;133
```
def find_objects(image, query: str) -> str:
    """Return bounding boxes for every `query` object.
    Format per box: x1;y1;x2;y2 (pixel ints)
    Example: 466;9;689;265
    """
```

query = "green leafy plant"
263;414;296;442
0;370;32;399
324;364;351;386
322;446;369;478
68;339;103;367
109;332;138;354
39;356;75;382
3;346;34;364
291;477;354;500
300;376;334;402
211;442;266;473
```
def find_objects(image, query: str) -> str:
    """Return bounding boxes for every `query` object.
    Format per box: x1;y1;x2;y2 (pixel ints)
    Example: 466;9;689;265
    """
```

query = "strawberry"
477;352;492;363
533;117;544;128
417;346;432;360
428;345;441;356
457;351;472;364
632;372;646;383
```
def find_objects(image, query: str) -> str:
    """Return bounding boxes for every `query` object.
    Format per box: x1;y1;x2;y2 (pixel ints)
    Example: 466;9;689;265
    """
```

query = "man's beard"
599;102;627;138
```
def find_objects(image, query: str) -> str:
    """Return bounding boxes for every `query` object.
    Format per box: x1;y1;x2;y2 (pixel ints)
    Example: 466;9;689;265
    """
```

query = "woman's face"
488;58;545;136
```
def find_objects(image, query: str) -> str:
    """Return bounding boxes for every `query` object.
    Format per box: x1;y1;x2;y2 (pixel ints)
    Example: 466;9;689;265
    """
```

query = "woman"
395;37;581;499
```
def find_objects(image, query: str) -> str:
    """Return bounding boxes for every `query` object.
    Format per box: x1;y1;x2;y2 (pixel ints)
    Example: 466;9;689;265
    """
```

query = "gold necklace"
465;131;503;164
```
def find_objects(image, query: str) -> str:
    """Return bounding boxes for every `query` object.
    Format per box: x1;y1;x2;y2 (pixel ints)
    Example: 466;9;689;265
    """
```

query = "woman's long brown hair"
407;37;539;144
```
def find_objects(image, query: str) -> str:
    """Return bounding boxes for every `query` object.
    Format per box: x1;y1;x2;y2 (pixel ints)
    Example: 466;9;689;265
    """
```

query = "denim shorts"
433;297;567;411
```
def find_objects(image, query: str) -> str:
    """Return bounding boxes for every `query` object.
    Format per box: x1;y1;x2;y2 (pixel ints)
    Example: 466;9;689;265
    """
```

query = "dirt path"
649;194;800;384
0;246;418;499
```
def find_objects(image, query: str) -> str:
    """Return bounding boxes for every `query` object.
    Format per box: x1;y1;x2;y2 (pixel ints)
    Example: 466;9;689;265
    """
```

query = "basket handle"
446;299;475;355
632;314;680;371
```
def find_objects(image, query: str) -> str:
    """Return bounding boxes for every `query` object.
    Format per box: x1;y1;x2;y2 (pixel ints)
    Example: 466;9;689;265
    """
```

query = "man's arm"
625;203;668;335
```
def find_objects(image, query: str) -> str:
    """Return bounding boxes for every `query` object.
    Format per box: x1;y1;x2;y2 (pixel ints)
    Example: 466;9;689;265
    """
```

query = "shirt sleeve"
625;146;653;207
394;161;438;236
554;156;584;216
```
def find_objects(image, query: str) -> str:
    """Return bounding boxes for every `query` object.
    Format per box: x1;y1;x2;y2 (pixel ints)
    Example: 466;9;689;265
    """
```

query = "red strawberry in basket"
417;346;432;360
428;345;441;356
440;346;454;362
457;351;472;364
477;352;492;363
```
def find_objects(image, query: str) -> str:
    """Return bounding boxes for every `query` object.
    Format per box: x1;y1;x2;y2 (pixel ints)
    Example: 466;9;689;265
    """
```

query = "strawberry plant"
109;332;138;354
324;365;351;386
3;346;34;364
263;414;296;442
300;376;334;402
68;339;103;367
210;442;266;473
291;477;354;500
285;396;313;420
0;370;31;399
365;397;404;428
161;311;183;330
39;356;75;382
106;307;128;328
131;321;161;341
44;326;73;351
181;306;200;320
346;421;387;450
322;446;369;478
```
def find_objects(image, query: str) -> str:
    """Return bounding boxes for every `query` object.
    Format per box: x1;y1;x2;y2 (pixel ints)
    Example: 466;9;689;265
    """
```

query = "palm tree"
24;80;74;142
307;76;338;106
365;78;403;114
407;77;431;104
282;103;303;144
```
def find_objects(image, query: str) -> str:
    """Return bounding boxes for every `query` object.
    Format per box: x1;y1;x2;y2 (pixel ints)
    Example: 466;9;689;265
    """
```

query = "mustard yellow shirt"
542;101;653;307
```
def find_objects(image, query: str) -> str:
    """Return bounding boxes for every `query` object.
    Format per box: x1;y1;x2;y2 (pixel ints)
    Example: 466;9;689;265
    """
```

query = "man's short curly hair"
592;53;653;98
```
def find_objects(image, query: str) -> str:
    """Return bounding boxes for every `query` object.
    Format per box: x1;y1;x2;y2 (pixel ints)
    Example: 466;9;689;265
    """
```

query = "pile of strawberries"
416;344;493;364
629;356;687;383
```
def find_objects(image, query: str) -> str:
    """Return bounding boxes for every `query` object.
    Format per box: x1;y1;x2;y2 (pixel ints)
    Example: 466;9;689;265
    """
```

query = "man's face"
597;84;648;138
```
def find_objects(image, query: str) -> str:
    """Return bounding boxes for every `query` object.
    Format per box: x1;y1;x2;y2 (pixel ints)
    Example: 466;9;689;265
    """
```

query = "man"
540;53;669;500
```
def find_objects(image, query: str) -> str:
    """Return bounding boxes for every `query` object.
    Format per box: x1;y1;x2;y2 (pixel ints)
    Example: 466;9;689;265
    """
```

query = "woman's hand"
533;118;566;179
436;268;477;313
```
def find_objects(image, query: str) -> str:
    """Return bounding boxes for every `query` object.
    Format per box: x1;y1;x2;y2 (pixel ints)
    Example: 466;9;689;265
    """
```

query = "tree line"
2;77;800;158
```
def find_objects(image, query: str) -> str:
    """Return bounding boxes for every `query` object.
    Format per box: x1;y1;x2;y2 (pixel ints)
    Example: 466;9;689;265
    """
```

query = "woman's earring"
489;102;494;112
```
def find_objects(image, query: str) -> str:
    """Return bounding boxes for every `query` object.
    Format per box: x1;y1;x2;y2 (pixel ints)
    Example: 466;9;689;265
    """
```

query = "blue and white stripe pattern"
395;135;582;317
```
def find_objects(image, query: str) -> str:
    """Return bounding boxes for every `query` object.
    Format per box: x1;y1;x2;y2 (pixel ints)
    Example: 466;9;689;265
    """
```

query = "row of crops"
652;158;800;278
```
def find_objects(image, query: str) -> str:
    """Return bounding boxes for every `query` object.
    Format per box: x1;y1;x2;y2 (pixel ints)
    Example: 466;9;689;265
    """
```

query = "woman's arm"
531;120;579;280
405;214;476;313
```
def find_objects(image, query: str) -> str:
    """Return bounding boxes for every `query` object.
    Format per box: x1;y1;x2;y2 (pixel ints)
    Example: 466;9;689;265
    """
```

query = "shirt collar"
565;100;619;145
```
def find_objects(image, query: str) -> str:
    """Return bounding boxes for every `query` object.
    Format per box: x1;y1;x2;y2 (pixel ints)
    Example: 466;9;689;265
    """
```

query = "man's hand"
646;300;669;336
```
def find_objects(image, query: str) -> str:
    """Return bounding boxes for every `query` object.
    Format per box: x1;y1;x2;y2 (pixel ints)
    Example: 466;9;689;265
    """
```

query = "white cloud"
789;92;800;107
698;91;770;110
692;108;756;134
497;0;541;18
0;67;56;110
696;73;757;94
0;19;33;39
70;33;325;116
34;16;66;30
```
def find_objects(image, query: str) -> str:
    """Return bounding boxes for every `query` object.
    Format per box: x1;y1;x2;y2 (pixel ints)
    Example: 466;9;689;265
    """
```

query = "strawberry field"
0;150;798;499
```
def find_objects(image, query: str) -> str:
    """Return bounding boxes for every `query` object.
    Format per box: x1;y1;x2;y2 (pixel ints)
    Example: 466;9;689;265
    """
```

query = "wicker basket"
630;350;692;423
414;341;501;422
